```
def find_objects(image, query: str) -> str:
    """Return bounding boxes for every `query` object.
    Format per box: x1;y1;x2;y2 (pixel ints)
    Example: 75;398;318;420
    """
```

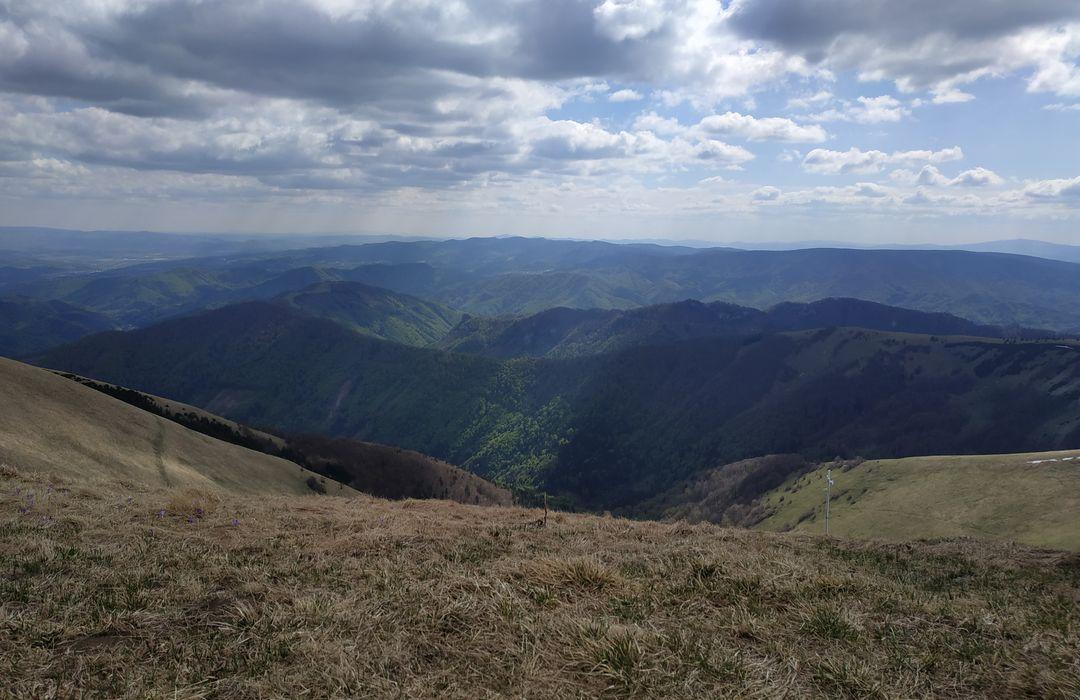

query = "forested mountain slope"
37;303;1080;509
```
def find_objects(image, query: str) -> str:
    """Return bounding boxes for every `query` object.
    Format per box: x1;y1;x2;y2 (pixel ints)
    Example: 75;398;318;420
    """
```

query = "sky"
1;0;1079;244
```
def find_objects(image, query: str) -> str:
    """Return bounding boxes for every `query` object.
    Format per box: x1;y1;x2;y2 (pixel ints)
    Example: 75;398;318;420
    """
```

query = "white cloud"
751;185;780;201
786;90;832;110
729;1;1080;100
593;0;669;42
802;146;964;175
893;165;1004;187
609;88;643;102
631;111;683;135
808;95;909;123
931;88;976;104
697;111;827;142
1024;176;1080;201
950;167;1004;187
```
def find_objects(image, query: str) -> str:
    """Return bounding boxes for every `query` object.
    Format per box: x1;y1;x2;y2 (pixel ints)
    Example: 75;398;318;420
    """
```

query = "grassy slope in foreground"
0;356;341;496
755;450;1080;551
2;470;1078;698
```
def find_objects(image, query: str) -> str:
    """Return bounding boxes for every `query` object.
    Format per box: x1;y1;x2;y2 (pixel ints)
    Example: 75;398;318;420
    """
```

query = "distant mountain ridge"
8;237;1080;332
720;238;1080;265
439;297;1050;359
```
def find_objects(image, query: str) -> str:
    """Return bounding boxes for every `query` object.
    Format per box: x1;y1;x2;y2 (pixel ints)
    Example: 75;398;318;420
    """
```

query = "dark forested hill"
439;297;1042;359
0;297;115;357
36;302;1080;510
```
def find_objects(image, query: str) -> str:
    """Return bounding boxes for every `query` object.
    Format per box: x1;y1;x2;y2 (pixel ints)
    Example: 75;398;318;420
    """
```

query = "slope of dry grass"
756;451;1080;551
55;370;512;506
2;466;1077;698
0;357;339;497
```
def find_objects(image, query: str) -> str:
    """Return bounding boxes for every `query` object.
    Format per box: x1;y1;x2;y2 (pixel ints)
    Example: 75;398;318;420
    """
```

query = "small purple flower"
186;516;195;524
155;509;166;519
194;507;204;518
231;518;240;527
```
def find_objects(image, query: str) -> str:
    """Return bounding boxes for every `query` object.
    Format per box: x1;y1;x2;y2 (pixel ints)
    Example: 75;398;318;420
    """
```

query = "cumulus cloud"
1024;176;1080;201
728;0;1080;98
0;0;1078;235
808;95;909;124
892;165;1004;187
802;146;964;175
609;88;644;102
949;167;1005;187
697;111;828;142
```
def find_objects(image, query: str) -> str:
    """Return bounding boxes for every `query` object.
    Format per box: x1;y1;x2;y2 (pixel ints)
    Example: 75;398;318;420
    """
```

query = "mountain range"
8;237;1080;332
439;297;1049;359
35;299;1080;510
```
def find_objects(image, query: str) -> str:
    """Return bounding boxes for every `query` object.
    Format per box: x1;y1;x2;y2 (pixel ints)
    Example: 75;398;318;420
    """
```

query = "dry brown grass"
2;469;1078;699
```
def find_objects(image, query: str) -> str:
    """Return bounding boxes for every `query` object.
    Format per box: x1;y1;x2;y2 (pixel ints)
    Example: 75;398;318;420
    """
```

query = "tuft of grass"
0;470;1077;698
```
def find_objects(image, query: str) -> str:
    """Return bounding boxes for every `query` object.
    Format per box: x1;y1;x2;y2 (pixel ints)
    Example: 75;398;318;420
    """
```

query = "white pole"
824;468;834;536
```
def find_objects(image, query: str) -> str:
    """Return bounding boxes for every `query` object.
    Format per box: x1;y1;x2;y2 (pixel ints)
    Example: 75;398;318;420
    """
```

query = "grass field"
2;466;1078;698
755;451;1080;551
0;357;343;497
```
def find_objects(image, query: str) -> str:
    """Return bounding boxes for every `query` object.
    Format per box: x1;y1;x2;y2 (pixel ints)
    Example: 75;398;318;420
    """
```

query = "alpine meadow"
2;1;1080;697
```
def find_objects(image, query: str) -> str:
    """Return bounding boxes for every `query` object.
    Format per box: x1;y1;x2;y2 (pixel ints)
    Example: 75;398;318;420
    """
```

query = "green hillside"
276;281;463;345
753;451;1080;551
35;303;1080;509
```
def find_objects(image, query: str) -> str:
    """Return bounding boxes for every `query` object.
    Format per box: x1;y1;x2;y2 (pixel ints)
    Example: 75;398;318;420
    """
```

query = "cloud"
893;165;1004;187
807;95;909;123
1024;176;1080;201
751;185;780;201
802;146;964;175
949;167;1004;187
593;0;669;42
728;0;1080;98
631;111;682;135
931;88;976;104
697;111;827;142
609;88;643;102
0;0;1078;237
786;90;832;110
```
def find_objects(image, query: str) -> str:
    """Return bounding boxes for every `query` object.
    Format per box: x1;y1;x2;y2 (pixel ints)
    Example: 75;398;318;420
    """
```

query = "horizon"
3;224;1080;251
